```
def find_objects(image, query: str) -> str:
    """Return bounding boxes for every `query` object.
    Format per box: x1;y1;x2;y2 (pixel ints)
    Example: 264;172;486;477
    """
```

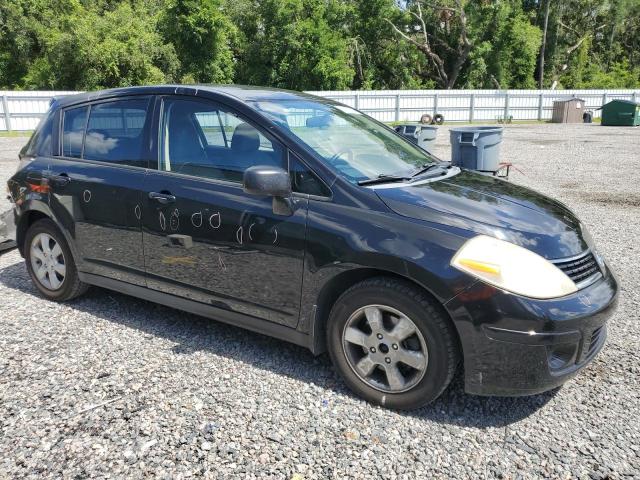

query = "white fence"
308;89;640;123
2;88;640;131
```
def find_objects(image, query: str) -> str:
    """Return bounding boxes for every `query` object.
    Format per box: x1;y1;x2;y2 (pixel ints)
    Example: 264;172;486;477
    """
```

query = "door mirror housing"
243;166;292;198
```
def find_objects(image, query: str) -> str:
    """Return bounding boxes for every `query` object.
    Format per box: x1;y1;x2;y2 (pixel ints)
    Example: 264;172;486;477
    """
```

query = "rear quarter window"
24;111;55;157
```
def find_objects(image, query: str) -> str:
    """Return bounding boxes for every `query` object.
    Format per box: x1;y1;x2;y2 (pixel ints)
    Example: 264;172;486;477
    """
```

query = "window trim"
288;150;333;201
60;104;89;160
57;95;154;169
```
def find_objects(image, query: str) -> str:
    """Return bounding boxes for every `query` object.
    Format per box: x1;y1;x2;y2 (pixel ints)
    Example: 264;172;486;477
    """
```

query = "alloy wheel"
341;304;428;393
30;233;66;290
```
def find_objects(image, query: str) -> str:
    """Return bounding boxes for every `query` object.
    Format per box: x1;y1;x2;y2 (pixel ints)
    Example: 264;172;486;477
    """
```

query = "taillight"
26;177;50;194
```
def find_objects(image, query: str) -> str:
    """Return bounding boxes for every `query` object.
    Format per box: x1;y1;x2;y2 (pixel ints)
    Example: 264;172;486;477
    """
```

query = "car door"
47;97;152;285
141;95;309;328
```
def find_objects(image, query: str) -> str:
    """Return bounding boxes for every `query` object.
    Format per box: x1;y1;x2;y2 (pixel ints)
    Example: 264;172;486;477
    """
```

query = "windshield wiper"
357;174;411;186
411;162;450;178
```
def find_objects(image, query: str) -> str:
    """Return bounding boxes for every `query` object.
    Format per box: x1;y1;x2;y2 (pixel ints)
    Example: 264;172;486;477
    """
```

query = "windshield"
250;99;439;184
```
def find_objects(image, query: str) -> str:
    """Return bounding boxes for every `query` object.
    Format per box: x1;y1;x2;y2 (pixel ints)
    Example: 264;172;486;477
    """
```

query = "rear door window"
84;98;151;168
62;106;88;158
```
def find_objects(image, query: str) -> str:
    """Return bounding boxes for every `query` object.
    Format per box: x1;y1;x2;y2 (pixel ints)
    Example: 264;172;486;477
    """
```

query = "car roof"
52;84;336;109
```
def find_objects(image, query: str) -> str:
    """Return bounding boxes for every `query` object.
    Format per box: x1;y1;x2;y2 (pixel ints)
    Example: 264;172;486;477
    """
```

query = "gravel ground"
0;124;639;479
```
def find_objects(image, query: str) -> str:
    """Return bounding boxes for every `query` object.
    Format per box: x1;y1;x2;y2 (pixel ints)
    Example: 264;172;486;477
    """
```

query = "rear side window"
84;98;151;167
62;106;88;158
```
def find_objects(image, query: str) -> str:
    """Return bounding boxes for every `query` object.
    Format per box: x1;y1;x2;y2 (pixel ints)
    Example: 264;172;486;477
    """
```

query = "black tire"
420;113;433;125
327;277;459;410
24;218;88;302
433;113;445;125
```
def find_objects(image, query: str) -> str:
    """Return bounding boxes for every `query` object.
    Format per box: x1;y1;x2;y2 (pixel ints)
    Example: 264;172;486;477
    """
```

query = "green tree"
233;0;355;90
0;0;76;88
346;0;429;89
469;1;542;88
1;0;638;91
160;0;235;83
388;0;541;89
1;0;179;90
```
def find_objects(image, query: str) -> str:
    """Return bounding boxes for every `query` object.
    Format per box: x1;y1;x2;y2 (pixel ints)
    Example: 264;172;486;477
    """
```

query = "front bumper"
445;266;618;396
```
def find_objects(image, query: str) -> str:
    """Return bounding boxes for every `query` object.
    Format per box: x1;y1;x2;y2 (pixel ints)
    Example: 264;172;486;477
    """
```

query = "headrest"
306;114;332;128
231;123;260;152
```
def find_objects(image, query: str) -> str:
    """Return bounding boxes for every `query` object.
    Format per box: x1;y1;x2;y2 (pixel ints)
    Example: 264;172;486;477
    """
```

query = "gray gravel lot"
1;124;639;479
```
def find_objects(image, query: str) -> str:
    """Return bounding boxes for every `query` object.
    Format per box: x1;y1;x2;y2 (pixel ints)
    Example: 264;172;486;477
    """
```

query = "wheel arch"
309;267;462;356
16;210;50;256
16;205;79;266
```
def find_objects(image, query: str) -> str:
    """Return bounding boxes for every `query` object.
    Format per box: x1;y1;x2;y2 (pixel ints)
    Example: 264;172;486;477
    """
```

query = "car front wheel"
327;277;459;410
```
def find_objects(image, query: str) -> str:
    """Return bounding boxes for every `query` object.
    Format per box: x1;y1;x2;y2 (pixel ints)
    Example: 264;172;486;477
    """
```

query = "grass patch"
0;130;32;137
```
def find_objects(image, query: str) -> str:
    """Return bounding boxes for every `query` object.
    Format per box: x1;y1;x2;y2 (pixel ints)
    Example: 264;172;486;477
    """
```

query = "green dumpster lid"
604;99;640;106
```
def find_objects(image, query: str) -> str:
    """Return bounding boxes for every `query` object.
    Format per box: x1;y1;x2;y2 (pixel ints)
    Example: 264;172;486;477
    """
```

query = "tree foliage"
0;0;638;90
160;0;235;83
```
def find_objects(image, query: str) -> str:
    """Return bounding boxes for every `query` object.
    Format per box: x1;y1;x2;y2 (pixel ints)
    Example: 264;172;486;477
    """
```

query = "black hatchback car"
6;86;618;409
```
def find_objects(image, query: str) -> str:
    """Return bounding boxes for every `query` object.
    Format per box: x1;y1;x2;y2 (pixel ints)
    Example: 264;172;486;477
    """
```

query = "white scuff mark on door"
236;226;243;245
170;209;180;231
134;205;141;220
191;211;202;228
209;212;221;229
159;211;166;231
248;223;255;241
272;228;278;245
83;190;91;203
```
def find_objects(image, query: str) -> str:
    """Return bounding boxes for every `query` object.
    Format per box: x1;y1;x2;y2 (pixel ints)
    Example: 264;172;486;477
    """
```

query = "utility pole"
538;0;551;89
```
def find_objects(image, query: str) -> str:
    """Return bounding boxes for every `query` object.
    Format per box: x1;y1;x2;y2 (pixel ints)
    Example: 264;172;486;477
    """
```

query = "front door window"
159;98;285;182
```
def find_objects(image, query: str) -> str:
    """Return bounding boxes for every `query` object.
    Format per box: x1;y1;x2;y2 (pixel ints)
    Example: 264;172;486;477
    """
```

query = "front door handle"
149;192;176;205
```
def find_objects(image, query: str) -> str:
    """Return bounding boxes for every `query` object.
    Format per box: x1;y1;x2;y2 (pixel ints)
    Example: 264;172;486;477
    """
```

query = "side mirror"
243;166;293;216
243;166;291;197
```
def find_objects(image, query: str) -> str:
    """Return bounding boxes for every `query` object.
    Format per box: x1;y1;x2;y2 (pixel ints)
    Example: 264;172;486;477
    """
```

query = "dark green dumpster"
601;99;640;126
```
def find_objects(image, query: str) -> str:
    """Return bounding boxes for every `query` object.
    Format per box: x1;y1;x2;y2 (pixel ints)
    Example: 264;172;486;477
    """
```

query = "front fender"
297;199;478;349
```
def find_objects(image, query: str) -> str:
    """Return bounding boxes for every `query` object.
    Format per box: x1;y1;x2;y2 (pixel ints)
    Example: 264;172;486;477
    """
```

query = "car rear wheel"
327;277;459;410
24;218;88;301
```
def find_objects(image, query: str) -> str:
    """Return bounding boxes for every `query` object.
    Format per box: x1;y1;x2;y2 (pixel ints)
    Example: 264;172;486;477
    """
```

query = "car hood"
374;170;588;259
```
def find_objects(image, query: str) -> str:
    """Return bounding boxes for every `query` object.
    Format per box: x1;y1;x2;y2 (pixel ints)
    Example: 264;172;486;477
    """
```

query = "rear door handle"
149;191;176;205
48;173;71;187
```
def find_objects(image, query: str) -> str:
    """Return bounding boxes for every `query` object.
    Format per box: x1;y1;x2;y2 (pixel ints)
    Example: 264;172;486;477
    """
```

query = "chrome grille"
552;251;601;288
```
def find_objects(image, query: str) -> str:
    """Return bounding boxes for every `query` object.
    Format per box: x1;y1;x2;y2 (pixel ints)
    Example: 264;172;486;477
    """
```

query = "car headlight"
451;235;577;299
